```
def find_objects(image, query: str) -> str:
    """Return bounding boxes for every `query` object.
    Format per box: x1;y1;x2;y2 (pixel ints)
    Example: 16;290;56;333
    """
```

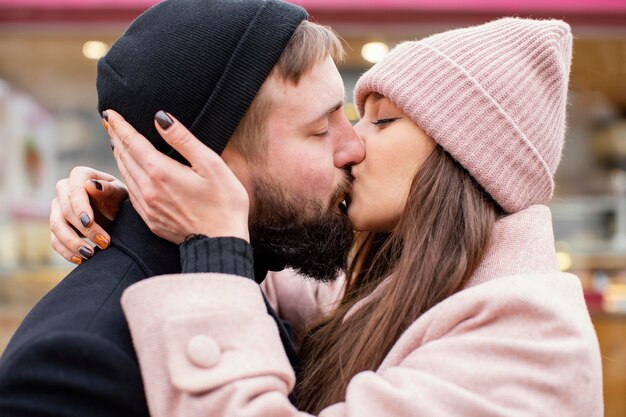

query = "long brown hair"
296;146;504;413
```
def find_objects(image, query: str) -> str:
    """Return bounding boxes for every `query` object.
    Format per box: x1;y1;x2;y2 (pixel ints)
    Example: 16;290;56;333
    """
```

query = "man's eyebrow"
307;100;345;126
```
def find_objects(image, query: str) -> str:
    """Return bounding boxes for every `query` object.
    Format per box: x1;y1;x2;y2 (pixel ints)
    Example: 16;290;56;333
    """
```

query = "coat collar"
109;199;281;283
345;205;560;321
109;200;182;279
467;204;560;288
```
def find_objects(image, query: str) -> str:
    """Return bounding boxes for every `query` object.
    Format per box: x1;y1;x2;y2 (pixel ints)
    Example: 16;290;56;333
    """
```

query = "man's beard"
249;173;353;283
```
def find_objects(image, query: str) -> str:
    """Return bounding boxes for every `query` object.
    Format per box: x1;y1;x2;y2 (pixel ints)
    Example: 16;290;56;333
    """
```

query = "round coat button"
186;334;221;368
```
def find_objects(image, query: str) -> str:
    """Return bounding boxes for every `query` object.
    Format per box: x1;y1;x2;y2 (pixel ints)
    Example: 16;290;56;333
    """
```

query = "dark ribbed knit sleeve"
180;235;254;279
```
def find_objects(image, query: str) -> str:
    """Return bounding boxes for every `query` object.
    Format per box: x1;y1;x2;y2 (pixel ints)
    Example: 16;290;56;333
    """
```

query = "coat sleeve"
0;331;148;417
121;272;603;417
260;269;345;340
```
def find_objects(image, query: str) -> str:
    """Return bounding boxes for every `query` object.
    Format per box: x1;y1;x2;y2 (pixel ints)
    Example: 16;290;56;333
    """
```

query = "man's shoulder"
3;246;146;361
0;247;151;416
0;327;150;416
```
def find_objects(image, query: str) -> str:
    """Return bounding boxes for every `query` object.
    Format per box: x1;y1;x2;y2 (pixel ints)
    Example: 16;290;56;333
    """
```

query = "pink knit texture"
354;18;573;213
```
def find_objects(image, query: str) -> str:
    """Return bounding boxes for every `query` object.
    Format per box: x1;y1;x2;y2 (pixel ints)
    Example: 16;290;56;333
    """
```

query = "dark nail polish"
101;110;109;122
79;246;93;258
155;111;173;130
110;139;114;151
80;213;91;228
91;179;103;191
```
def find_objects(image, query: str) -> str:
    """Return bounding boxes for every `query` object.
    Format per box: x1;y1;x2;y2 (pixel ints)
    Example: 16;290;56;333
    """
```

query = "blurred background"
0;0;625;413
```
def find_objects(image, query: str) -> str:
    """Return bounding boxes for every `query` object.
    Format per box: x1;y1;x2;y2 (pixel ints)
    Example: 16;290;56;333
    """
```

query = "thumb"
85;179;116;198
85;179;127;221
154;111;221;169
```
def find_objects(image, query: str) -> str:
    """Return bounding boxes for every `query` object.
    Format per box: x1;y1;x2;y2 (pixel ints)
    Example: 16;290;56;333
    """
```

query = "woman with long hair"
50;18;602;416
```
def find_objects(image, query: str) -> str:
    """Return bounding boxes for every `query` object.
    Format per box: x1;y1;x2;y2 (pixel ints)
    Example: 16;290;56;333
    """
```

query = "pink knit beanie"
354;18;573;213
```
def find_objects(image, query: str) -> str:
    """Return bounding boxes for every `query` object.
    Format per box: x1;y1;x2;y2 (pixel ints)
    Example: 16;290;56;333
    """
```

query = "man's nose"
334;118;365;168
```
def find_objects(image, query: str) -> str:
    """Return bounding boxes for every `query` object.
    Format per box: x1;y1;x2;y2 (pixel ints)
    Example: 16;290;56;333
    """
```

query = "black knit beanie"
97;0;307;159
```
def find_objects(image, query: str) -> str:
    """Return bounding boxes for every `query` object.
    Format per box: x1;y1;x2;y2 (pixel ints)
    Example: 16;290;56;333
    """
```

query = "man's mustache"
344;166;355;185
330;166;355;211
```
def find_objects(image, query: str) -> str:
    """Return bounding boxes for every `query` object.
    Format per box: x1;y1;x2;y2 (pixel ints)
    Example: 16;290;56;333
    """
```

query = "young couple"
0;0;603;416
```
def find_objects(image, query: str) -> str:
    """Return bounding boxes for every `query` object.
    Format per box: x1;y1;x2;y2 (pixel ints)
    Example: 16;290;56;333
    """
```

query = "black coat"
0;200;297;416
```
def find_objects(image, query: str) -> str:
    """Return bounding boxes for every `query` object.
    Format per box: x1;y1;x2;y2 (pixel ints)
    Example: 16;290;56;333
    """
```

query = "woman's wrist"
195;221;250;244
180;235;254;279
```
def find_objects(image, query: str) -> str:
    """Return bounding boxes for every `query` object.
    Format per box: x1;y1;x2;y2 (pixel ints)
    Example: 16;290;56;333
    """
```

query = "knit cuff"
180;236;254;279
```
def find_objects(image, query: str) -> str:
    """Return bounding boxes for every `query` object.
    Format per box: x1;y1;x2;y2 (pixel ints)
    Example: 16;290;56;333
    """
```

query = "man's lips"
337;190;353;215
333;188;349;215
339;199;348;214
345;193;352;211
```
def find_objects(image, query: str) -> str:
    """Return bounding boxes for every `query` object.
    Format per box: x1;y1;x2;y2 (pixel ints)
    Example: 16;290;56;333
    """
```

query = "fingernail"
80;213;91;228
71;256;82;265
78;246;93;259
102;111;109;122
110;139;114;151
91;179;103;191
102;118;109;131
155;111;173;130
95;234;109;250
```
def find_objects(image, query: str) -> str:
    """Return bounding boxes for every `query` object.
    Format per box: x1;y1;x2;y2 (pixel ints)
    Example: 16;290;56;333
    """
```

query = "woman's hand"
50;167;128;264
104;110;250;244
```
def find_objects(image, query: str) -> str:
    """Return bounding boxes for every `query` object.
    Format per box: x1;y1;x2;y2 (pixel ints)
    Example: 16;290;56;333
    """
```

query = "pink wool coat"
121;205;603;416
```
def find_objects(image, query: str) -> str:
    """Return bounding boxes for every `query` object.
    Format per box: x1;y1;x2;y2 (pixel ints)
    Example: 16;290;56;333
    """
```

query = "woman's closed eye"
371;117;401;126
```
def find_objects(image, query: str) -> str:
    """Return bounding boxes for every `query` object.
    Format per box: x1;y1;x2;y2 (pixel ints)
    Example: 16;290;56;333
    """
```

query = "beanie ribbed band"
97;0;307;159
354;18;573;213
184;0;305;156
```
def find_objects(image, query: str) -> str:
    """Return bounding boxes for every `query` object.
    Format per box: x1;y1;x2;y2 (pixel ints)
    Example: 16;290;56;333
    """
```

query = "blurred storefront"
1;0;625;414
